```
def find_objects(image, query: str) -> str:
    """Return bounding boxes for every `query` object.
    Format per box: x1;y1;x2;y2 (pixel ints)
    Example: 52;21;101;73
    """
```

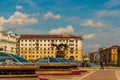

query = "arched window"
69;56;75;60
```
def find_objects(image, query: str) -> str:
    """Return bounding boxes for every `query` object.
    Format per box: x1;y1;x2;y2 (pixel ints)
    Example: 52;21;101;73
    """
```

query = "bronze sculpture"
51;43;68;58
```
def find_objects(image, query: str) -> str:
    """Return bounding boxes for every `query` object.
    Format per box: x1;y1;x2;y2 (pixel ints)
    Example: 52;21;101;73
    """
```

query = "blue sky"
0;0;120;53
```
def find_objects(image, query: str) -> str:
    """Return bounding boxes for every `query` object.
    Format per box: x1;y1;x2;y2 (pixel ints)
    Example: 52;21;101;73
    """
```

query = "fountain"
0;52;39;80
35;43;85;75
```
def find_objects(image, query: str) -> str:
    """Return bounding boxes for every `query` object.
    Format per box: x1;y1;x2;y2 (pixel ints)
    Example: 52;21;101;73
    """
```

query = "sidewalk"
72;70;120;80
39;69;120;80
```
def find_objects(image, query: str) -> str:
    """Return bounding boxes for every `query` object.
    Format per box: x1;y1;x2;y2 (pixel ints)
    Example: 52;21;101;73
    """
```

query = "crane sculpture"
51;43;68;58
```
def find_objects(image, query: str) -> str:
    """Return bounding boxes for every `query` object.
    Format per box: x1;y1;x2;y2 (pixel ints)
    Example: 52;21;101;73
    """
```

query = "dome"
0;52;30;65
35;57;70;63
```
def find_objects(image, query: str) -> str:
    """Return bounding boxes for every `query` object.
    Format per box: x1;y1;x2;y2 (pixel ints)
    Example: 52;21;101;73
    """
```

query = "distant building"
89;52;99;63
0;31;19;54
18;34;83;61
99;45;120;65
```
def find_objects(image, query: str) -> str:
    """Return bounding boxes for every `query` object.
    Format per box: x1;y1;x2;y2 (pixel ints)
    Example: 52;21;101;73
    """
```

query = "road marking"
71;70;96;80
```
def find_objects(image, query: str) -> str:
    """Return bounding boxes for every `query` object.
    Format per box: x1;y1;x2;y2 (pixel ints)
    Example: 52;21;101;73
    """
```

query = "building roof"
99;45;120;51
35;57;70;63
34;57;99;67
19;34;83;39
0;52;30;64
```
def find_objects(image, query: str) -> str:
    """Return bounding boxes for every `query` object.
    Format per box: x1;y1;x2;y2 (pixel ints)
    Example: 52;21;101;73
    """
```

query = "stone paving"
39;69;120;80
80;70;117;80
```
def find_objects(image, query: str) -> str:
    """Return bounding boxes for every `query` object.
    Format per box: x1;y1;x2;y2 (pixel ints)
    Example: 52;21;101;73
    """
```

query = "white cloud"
86;44;101;48
0;17;7;31
0;11;39;31
49;25;74;34
8;11;38;25
15;5;23;10
97;10;120;18
81;19;104;27
83;33;95;39
14;28;41;34
43;12;61;20
104;0;120;8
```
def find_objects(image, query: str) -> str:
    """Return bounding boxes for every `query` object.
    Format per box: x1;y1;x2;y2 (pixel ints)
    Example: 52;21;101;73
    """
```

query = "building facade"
99;45;120;65
18;34;83;61
0;31;18;54
89;52;99;63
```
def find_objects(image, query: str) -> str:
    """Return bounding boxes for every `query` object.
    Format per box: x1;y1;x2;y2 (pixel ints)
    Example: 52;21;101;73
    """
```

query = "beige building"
0;31;18;54
99;45;120;65
18;34;83;61
89;52;99;63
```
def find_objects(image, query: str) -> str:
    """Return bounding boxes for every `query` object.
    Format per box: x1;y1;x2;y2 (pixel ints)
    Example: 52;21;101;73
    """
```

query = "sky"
0;0;120;53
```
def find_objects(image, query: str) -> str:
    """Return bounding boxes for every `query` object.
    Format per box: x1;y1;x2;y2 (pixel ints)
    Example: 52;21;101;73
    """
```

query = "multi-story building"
0;31;18;54
89;52;99;63
18;34;83;61
99;45;120;65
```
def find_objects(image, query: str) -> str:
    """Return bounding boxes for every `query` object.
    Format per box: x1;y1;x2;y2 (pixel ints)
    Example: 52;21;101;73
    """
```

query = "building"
89;52;99;63
99;45;120;65
0;31;18;54
18;34;83;61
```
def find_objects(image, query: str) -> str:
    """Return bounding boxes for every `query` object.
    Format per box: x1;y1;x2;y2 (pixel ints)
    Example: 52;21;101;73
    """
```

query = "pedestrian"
100;60;104;70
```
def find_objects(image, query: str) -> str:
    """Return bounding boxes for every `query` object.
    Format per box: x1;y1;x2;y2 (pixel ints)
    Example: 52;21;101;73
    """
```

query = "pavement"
39;68;120;80
72;70;120;80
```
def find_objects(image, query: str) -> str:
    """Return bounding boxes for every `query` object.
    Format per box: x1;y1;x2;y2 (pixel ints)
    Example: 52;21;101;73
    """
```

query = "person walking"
100;60;104;70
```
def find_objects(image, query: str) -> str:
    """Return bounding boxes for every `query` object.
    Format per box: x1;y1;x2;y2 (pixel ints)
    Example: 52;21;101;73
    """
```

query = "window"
48;52;50;54
36;40;39;42
48;48;50;50
69;40;74;42
76;48;78;50
70;51;74;54
76;44;78;47
70;48;74;50
36;48;38;50
66;40;68;43
59;40;61;42
69;44;74;46
51;40;54;42
76;40;78;43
